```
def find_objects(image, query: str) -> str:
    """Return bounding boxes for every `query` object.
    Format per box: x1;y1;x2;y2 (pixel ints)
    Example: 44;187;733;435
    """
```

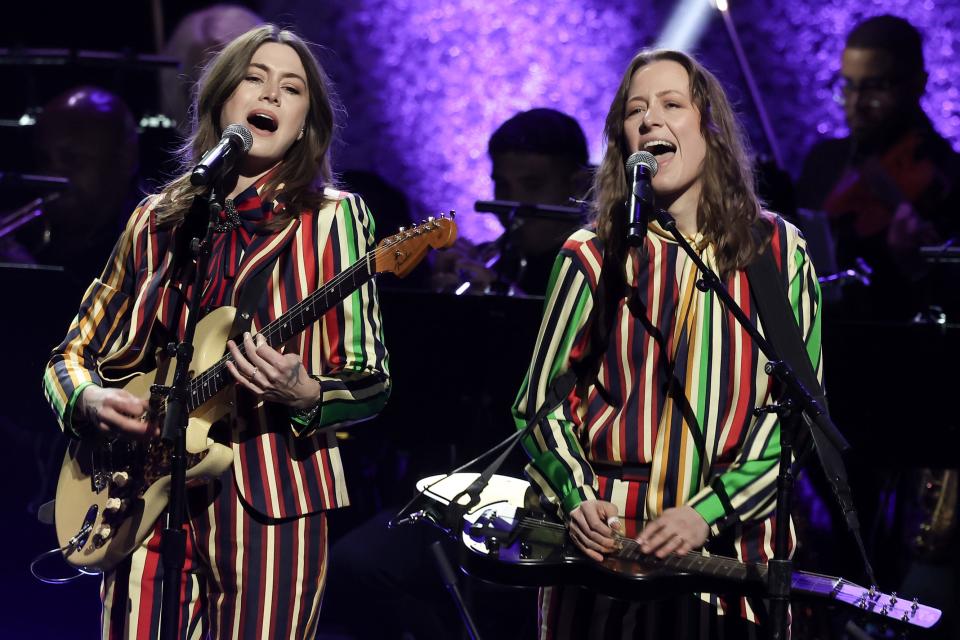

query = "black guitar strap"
228;256;280;338
745;228;829;464
745;238;827;412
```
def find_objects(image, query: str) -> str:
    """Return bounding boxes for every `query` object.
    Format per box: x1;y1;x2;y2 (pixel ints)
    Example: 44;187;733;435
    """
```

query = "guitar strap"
745;225;828;461
744;231;827;412
228;256;281;338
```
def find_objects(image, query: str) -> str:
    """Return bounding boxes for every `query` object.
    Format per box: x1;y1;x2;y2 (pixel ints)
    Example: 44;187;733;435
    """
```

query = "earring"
298;126;305;140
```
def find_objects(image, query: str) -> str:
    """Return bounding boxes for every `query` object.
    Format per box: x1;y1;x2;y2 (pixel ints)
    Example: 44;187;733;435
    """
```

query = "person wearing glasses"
796;14;960;320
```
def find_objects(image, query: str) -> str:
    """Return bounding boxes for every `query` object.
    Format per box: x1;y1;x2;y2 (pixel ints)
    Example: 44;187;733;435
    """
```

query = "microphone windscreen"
223;123;254;153
626;150;658;177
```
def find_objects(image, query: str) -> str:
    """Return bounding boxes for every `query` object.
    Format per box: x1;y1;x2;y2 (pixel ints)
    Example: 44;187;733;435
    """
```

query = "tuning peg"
450;209;456;219
398;226;406;232
888;592;897;606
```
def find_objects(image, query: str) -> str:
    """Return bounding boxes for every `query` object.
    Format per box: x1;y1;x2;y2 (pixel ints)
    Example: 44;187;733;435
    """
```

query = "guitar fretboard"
186;252;376;410
616;536;764;583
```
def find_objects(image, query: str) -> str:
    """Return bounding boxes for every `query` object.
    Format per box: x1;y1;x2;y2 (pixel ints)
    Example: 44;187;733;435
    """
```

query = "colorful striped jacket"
513;213;821;538
43;186;390;518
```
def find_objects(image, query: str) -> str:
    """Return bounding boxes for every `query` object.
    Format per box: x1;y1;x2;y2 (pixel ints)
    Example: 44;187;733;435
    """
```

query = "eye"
282;85;301;95
245;75;264;84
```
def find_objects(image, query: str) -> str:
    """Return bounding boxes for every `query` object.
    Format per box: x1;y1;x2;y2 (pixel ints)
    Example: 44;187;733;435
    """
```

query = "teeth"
643;139;676;152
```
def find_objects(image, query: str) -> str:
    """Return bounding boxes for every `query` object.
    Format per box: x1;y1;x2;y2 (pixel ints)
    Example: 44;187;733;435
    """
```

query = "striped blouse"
512;214;822;533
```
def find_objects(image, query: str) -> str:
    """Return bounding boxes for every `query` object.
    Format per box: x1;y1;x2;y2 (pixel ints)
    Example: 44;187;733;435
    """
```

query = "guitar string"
152;222;447;418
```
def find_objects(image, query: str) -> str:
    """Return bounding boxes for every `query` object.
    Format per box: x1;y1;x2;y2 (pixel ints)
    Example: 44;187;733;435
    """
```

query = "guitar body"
415;474;942;630
55;306;238;571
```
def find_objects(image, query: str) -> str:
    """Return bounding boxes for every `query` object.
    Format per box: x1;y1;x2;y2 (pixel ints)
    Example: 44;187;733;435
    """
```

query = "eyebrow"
249;62;306;84
627;89;687;102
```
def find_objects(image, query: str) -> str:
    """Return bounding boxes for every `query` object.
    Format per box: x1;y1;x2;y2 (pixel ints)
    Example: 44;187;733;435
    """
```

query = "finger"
227;339;255;375
655;532;686;559
98;405;151;436
255;339;291;369
242;332;269;370
580;504;614;538
637;518;664;547
244;333;280;384
570;529;603;562
571;510;618;552
638;521;677;555
226;361;265;394
568;525;606;561
107;393;149;418
647;525;683;557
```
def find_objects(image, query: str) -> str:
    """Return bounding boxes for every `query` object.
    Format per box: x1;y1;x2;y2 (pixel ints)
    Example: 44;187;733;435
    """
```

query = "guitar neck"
186;254;377;411
616;537;765;584
615;537;869;601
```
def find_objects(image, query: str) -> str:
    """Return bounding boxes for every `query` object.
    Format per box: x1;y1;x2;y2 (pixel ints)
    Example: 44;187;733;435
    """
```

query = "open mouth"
247;112;278;133
643;139;677;158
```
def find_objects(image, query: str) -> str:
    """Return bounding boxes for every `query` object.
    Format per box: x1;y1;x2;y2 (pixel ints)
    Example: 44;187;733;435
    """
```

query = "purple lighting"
265;0;960;242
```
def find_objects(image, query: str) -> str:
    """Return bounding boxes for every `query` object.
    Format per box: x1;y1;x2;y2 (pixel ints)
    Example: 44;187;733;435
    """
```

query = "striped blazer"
513;213;821;536
43;186;390;518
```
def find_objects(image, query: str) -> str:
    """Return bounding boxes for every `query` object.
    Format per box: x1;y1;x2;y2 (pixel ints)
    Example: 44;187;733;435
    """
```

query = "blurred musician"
797;15;960;320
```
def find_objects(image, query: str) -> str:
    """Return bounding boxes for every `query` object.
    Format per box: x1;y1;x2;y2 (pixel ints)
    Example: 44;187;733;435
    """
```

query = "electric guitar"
413;473;942;631
54;215;457;571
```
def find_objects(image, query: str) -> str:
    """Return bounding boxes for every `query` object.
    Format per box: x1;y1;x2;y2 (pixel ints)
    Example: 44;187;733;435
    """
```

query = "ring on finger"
250;367;259;378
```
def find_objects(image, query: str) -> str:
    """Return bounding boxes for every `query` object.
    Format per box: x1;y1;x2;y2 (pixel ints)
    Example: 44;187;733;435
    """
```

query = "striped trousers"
101;470;328;639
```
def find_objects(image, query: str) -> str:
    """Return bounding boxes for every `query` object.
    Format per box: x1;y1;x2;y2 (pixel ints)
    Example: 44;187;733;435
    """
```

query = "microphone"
190;123;254;187
625;150;658;246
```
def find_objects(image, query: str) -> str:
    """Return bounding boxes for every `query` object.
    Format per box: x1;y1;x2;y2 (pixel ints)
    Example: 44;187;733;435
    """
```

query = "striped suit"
44;180;390;638
513;214;821;638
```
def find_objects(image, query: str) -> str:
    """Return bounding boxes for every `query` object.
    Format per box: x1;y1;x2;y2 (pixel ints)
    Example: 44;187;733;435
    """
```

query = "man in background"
797;15;959;320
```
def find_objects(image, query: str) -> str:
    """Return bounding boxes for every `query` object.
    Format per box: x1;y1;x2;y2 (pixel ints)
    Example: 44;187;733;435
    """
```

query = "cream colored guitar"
55;215;457;571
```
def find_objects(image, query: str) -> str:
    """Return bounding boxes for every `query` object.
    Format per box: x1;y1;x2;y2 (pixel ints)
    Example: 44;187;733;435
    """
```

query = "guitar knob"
92;525;113;547
487;536;500;557
110;471;130;488
104;497;127;514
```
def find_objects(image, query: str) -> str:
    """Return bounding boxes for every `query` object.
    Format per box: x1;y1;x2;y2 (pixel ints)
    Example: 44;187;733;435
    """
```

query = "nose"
639;104;663;132
260;82;280;105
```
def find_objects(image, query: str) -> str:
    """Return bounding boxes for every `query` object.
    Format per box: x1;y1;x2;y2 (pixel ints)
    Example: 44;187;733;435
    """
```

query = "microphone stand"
157;182;225;640
650;209;873;640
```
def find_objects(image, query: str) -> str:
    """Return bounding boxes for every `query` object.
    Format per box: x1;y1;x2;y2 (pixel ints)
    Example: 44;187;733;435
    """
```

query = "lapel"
232;203;301;303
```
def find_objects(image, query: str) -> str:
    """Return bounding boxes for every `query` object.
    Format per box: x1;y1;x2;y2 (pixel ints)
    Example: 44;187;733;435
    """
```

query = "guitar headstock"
796;574;942;629
375;212;457;278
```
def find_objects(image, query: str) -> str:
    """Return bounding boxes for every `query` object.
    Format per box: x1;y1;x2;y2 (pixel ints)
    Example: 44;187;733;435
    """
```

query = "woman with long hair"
44;25;390;637
512;49;822;637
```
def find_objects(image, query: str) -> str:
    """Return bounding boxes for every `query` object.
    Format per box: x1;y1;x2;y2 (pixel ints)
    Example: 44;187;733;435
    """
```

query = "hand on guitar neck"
570;499;709;562
225;331;322;409
77;385;158;439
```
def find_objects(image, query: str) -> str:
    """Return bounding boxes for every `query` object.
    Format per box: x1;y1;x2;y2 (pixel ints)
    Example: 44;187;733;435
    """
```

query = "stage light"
655;0;715;51
713;0;729;12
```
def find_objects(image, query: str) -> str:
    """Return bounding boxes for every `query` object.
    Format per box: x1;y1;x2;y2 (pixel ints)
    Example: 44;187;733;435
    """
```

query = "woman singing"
43;25;390;638
512;49;822;638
